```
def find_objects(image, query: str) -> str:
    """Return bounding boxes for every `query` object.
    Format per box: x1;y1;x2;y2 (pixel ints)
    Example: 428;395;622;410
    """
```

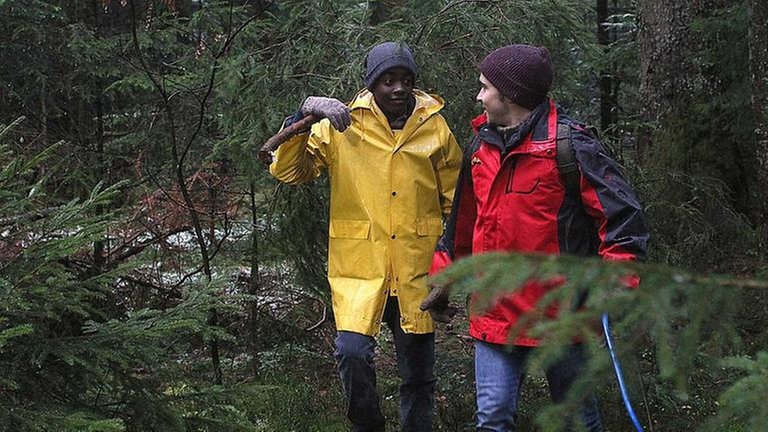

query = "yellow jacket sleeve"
434;119;462;217
268;118;334;184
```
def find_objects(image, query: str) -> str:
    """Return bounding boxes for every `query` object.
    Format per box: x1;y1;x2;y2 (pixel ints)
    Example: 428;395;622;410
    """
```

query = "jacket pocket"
508;174;541;194
506;157;546;194
416;217;443;237
329;220;371;239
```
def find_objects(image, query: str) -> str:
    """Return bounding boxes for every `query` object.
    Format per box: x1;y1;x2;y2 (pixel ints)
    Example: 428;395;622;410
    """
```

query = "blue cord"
602;313;644;432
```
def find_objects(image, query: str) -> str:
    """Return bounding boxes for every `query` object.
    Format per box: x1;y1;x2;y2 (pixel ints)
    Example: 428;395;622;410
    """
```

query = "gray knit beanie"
364;42;418;90
479;44;554;110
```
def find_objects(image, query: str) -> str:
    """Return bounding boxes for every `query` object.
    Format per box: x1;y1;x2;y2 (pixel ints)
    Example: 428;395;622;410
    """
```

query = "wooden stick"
258;114;319;167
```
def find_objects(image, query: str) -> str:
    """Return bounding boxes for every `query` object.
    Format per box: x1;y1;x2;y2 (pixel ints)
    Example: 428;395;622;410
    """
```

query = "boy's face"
476;73;513;125
372;67;414;119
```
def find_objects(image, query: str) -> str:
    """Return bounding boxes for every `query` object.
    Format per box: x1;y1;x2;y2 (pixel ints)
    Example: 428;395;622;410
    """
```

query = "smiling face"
371;67;415;119
476;73;514;125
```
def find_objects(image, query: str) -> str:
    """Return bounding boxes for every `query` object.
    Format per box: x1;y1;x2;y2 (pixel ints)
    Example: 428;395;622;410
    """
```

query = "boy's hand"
301;97;352;131
420;283;457;324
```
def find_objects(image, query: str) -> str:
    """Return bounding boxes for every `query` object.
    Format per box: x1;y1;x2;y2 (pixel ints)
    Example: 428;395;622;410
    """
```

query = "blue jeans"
475;341;603;432
334;297;436;432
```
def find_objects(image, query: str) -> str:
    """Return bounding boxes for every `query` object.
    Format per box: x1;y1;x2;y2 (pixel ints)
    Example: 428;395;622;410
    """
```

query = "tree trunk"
597;0;615;134
748;0;768;230
128;0;222;384
635;0;695;163
636;1;734;159
247;182;261;376
369;0;407;25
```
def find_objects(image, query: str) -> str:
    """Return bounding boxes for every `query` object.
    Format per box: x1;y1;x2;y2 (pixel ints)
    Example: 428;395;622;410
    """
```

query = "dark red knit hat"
479;44;553;110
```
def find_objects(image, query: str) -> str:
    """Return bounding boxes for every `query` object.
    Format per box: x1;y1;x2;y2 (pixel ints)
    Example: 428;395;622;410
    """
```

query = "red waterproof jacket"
429;99;649;346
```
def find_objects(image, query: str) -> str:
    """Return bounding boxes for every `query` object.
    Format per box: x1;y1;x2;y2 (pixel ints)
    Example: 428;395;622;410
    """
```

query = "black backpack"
556;122;604;197
556;123;581;197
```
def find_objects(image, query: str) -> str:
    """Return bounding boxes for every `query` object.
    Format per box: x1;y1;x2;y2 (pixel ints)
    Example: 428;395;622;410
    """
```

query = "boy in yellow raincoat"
269;41;461;431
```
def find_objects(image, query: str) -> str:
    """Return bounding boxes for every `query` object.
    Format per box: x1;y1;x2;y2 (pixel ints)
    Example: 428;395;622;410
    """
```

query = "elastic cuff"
282;110;305;128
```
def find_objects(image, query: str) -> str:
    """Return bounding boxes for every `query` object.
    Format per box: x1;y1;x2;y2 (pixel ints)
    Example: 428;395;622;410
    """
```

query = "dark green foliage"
703;352;768;431
433;251;767;430
0;0;766;430
638;171;760;272
264;182;331;301
0;117;272;431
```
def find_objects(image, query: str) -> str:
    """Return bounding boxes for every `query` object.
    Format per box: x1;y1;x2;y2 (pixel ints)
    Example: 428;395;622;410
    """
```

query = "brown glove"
419;284;457;324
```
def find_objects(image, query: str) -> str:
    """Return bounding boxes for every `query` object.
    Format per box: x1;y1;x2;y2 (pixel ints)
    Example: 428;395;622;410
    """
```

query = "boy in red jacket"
422;44;649;431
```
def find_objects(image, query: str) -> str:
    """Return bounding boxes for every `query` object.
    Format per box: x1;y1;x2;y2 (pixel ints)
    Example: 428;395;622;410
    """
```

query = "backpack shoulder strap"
556;122;580;197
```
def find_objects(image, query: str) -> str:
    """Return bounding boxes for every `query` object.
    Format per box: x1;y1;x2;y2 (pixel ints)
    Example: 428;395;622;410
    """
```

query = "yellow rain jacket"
269;89;461;335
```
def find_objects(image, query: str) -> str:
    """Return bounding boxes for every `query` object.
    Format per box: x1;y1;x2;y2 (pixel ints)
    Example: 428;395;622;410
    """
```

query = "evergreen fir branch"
434;251;767;401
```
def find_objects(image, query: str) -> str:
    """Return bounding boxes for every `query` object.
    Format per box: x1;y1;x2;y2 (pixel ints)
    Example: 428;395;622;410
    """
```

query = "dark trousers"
334;297;436;432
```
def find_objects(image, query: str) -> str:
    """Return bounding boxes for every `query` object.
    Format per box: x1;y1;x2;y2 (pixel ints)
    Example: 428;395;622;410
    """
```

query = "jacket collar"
471;112;488;133
473;98;553;153
349;88;444;118
349;89;445;152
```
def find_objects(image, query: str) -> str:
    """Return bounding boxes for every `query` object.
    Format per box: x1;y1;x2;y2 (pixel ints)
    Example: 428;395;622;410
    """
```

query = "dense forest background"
1;0;767;431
